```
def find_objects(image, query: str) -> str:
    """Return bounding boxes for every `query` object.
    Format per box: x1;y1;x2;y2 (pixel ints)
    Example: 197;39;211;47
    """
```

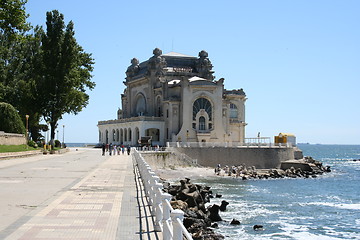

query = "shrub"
0;102;26;134
54;140;61;148
28;140;37;148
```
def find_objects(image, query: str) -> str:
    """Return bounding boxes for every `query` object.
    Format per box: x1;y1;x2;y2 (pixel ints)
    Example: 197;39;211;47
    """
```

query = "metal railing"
166;141;293;148
133;149;193;240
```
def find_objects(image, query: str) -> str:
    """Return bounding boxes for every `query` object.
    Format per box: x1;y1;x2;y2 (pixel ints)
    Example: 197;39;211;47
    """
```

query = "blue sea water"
194;144;360;239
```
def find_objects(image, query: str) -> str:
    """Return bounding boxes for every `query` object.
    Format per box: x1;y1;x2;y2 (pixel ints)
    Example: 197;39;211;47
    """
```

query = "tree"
0;0;44;141
0;102;25;134
0;0;30;35
39;10;95;145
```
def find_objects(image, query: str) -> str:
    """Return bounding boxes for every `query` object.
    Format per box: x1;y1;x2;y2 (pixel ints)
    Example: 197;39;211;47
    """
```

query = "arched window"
156;96;162;117
135;94;146;116
193;98;212;120
120;129;124;143
230;103;238;119
199;116;206;130
128;128;132;141
112;129;116;141
105;130;109;144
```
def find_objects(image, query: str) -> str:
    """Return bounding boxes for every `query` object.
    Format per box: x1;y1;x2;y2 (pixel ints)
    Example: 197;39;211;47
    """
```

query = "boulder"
230;218;241;225
219;200;229;212
208;204;222;221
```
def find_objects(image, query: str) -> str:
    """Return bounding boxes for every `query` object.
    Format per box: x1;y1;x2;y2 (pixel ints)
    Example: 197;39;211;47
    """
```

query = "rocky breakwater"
214;156;331;180
163;178;225;240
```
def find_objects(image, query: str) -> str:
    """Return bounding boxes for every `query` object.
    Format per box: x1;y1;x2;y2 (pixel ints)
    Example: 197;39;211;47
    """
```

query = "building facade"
97;48;247;146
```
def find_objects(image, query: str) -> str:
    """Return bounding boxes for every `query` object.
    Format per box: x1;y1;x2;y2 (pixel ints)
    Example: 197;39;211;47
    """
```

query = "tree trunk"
50;121;56;147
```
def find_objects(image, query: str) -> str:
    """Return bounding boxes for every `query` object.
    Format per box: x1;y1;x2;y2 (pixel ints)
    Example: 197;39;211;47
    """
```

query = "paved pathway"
0;148;160;240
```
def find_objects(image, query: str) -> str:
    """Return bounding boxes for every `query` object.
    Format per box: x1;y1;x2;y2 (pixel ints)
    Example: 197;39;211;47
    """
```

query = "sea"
192;144;360;240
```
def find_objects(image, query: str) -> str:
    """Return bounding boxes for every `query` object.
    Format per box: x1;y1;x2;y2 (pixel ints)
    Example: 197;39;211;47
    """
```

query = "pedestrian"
102;143;105;156
121;146;125;155
113;144;117;155
127;146;131;155
109;143;112;156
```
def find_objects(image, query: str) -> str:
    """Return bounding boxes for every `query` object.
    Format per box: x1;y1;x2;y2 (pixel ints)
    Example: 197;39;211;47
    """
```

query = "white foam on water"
306;202;360;210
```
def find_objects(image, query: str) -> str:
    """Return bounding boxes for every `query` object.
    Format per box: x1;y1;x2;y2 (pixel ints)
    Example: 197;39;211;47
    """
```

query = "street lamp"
46;122;50;150
62;125;65;148
25;115;29;148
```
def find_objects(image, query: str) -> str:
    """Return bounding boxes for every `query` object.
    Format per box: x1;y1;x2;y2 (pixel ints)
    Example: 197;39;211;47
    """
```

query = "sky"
25;0;360;144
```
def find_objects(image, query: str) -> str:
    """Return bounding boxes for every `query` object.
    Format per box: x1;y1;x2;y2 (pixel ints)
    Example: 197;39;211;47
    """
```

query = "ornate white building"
98;48;247;146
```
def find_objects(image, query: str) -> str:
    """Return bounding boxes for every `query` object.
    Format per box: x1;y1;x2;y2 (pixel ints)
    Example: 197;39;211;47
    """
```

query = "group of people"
101;143;131;156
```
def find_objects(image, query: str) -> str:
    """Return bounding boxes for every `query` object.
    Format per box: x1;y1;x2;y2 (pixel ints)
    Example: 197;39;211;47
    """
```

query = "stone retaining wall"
174;147;301;169
0;131;26;145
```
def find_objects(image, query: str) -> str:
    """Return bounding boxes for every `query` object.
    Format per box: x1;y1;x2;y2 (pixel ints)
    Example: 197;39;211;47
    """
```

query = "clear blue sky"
25;0;360;144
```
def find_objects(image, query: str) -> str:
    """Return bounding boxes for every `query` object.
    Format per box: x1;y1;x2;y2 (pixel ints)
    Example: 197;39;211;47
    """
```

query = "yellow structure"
274;133;296;146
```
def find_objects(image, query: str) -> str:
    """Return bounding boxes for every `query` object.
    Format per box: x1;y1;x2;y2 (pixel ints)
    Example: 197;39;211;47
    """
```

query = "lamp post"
62;125;65;148
47;122;50;150
25;115;29;148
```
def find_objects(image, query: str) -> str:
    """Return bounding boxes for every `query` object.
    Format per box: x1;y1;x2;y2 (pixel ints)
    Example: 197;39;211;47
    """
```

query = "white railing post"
171;209;184;240
154;183;163;232
162;193;173;240
148;171;156;209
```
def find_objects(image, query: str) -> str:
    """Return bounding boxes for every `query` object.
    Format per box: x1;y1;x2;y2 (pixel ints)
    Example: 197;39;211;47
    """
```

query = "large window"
199;116;206;130
230;103;238;119
193;98;212;120
135;94;146;116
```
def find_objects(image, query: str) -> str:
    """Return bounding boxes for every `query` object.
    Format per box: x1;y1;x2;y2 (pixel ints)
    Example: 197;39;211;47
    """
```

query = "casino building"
97;48;247;146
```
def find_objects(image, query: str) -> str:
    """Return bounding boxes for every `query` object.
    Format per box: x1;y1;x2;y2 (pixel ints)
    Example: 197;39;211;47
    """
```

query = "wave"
305;202;360;210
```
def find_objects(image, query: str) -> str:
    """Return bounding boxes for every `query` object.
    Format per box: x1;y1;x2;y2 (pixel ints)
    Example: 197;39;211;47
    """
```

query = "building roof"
162;52;195;58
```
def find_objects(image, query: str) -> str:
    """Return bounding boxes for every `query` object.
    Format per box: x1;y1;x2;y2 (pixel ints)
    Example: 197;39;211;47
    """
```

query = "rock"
208;204;222;221
219;200;229;212
215;193;222;198
163;178;225;239
170;200;188;211
230;218;241;225
211;222;218;228
253;224;263;231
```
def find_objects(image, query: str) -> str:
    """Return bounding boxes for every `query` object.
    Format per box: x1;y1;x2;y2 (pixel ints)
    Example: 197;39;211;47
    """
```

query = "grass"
0;144;38;153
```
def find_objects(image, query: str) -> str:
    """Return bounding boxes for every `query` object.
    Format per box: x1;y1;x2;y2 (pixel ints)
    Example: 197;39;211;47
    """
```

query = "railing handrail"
166;141;293;148
133;149;193;240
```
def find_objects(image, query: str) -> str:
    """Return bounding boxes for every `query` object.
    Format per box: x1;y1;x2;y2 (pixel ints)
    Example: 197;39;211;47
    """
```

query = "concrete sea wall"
174;147;301;169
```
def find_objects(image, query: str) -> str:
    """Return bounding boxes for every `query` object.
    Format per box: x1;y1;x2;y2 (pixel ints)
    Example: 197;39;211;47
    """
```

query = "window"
135;94;146;116
156;96;162;117
193;98;212;120
199;116;206;130
230;103;238;119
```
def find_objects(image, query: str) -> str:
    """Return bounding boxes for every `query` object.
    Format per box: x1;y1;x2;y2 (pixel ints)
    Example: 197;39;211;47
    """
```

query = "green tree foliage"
39;10;95;144
0;102;25;134
0;0;43;140
1;6;95;143
0;0;30;36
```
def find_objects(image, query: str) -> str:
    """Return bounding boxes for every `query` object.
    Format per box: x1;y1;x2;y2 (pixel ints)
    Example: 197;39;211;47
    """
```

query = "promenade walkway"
1;149;160;240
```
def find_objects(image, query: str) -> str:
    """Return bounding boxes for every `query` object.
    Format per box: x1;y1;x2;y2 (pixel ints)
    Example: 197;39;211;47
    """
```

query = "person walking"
102;143;105;156
109;143;112;156
127;146;131;155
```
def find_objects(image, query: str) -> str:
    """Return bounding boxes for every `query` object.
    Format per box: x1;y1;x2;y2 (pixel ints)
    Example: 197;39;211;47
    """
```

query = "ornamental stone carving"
195;50;215;80
147;48;167;81
125;58;140;80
